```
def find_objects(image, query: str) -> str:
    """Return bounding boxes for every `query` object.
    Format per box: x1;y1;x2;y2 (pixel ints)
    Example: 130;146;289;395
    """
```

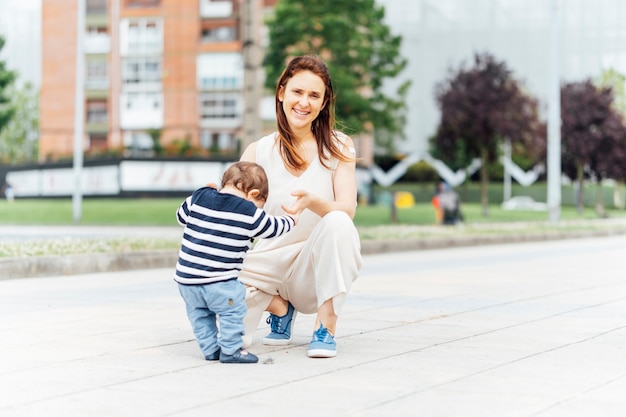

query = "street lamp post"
72;0;85;223
547;0;561;223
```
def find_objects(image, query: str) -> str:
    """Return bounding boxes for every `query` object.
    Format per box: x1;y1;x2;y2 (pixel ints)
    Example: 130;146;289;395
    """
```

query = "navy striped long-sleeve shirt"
174;187;295;285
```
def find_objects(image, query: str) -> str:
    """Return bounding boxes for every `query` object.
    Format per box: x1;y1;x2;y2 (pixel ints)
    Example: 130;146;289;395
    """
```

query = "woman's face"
278;70;326;133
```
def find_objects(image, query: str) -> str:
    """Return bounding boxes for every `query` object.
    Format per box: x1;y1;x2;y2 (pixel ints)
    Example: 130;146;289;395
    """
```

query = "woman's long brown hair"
274;55;352;171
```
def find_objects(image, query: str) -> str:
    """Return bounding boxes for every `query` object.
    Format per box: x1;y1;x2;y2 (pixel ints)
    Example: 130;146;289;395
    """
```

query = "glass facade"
377;0;626;153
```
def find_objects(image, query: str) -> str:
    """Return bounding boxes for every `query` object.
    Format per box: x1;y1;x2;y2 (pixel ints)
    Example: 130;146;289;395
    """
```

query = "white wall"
377;0;626;154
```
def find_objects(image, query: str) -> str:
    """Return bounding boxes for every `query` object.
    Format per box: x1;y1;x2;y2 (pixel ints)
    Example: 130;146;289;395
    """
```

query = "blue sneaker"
307;324;337;358
263;302;296;346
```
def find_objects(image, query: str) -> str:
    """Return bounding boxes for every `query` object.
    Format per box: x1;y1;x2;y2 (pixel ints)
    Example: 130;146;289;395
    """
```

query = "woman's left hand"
281;189;312;216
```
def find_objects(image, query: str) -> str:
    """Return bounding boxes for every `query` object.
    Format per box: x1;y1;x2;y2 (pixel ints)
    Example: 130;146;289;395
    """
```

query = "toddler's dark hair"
221;161;269;202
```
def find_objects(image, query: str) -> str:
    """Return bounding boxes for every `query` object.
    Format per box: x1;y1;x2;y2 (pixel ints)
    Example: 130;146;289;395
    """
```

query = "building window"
199;0;233;18
84;26;110;54
120;92;164;129
122;57;161;86
201;25;237;43
86;0;107;14
86;60;108;90
120;19;163;56
125;0;160;7
124;92;162;111
199;92;239;119
87;26;107;35
197;53;243;90
200;131;236;152
123;131;154;149
89;134;108;152
86;100;108;124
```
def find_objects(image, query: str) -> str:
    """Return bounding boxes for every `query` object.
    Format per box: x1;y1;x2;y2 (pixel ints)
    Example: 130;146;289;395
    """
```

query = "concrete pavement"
1;235;625;416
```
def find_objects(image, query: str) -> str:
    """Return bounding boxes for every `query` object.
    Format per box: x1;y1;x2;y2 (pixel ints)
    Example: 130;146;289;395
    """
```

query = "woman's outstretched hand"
281;189;312;219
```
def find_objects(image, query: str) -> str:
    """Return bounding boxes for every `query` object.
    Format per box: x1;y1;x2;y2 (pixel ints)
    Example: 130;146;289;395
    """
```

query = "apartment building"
40;0;271;160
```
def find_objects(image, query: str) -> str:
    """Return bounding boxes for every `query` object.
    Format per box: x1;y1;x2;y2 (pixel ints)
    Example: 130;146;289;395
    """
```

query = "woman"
239;55;362;358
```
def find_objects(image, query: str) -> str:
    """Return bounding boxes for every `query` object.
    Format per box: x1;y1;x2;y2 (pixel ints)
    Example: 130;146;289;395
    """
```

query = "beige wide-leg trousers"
239;211;363;344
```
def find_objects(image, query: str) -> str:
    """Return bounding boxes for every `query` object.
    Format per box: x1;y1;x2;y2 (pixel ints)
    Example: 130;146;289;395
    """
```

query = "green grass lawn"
1;197;625;258
0;197;623;227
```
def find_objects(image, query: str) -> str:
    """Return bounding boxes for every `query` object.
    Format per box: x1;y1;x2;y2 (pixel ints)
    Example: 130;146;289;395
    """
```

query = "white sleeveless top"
251;132;345;253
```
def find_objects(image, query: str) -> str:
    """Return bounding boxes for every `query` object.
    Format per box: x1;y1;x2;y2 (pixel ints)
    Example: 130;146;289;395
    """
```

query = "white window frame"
201;25;237;43
86;59;108;89
122;56;162;91
86;100;108;124
119;18;163;56
197;53;243;91
199;92;240;119
200;131;237;152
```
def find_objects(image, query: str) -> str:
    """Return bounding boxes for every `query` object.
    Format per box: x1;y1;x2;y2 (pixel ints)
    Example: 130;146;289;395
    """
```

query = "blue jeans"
177;279;247;356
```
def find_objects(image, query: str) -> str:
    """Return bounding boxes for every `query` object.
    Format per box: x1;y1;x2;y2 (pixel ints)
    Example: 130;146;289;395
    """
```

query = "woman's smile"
279;70;326;132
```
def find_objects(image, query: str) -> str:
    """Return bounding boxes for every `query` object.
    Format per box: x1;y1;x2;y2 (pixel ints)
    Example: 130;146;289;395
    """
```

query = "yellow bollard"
394;191;415;209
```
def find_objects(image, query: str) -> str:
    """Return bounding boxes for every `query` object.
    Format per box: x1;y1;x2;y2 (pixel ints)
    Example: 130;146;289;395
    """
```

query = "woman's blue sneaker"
307;324;336;358
263;302;296;346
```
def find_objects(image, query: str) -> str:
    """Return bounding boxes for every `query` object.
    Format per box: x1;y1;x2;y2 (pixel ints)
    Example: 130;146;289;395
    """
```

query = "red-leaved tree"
561;80;626;214
432;53;545;216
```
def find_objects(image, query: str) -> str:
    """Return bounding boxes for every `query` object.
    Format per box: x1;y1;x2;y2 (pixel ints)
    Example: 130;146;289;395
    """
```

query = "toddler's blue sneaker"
263;302;296;346
307;323;336;358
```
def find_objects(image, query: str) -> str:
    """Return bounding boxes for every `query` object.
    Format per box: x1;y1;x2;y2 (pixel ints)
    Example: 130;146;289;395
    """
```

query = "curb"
3;227;626;280
0;249;178;280
359;227;626;255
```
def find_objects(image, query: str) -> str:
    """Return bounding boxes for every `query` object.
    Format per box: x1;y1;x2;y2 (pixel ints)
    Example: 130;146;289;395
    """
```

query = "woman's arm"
283;136;358;219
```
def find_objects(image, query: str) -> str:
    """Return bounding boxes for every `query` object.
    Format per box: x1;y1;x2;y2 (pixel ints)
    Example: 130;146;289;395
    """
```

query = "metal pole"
547;0;561;223
72;0;85;223
503;139;512;202
240;0;262;152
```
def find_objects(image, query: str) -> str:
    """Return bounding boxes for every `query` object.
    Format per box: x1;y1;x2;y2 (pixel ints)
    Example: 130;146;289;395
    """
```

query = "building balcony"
84;34;111;54
199;117;241;130
200;0;233;18
86;79;109;91
86;121;109;134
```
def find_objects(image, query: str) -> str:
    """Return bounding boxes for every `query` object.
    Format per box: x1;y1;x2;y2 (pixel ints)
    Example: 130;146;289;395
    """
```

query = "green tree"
0;35;17;137
596;68;626;117
432;53;545;216
560;80;626;215
596;68;626;210
0;82;39;163
263;0;410;151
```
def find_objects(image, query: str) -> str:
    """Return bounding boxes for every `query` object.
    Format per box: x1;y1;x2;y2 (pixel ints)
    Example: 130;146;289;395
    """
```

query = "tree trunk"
390;190;397;223
576;163;584;214
480;148;489;217
614;180;625;210
595;181;606;217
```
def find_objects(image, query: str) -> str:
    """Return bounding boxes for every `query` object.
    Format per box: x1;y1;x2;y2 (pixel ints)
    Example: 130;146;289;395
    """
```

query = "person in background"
3;181;14;203
174;161;296;364
238;55;363;358
433;181;462;225
431;183;443;224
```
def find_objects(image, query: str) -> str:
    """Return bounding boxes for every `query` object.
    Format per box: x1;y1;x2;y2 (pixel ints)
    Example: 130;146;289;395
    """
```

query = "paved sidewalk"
1;235;625;416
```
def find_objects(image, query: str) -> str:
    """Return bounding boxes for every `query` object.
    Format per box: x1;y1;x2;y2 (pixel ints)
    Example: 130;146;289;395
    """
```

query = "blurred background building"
37;0;276;160
379;0;626;155
3;0;626;162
